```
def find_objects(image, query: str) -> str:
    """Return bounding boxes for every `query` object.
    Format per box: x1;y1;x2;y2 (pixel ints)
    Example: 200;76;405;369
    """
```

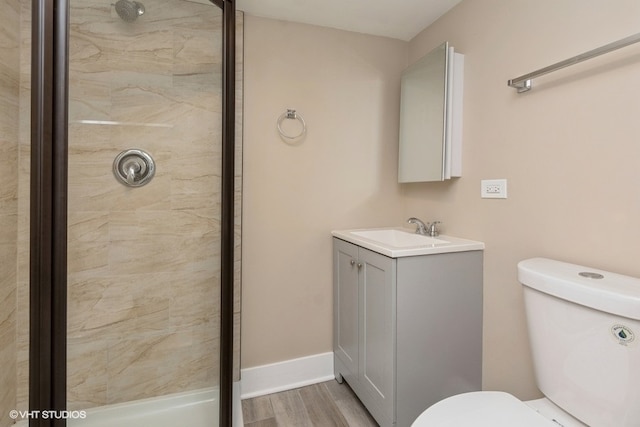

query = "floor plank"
242;395;275;424
325;381;378;427
242;380;378;426
298;383;350;427
271;389;314;427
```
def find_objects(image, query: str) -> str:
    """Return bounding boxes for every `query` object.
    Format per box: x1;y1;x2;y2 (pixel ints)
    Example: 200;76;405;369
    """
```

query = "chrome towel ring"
277;109;306;140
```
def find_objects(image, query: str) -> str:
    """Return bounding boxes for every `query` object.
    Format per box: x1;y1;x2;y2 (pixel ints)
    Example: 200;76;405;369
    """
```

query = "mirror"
398;42;463;183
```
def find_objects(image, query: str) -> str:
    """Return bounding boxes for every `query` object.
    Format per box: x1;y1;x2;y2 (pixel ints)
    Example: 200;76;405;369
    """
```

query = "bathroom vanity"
331;228;484;427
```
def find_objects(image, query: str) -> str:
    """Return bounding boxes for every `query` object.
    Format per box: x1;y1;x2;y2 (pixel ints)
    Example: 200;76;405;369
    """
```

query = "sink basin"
351;229;449;247
332;227;484;258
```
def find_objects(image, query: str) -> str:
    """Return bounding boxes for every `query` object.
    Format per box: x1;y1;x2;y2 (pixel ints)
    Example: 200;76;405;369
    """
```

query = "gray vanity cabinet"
333;237;483;427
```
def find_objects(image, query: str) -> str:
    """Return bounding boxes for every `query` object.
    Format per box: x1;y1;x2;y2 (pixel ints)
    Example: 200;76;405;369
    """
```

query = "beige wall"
242;0;640;401
241;16;407;367
0;0;20;422
405;0;640;399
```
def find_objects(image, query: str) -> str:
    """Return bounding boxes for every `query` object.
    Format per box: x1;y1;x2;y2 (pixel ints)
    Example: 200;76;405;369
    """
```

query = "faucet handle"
427;221;441;237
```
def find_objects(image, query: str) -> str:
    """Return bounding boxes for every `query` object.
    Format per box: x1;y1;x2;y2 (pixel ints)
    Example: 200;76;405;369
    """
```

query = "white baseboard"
240;352;335;399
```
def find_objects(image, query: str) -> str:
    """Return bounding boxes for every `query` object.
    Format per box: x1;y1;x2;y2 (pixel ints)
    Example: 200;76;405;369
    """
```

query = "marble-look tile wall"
0;0;20;423
14;0;243;411
15;0;30;414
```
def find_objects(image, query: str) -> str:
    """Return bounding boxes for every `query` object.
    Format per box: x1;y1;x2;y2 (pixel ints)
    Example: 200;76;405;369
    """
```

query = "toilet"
412;257;640;427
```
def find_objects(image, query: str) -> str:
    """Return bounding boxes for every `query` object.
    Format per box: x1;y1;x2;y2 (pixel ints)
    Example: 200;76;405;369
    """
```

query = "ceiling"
235;0;463;41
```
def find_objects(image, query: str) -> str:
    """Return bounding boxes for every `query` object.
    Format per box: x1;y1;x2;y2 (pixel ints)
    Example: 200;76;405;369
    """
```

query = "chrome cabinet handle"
350;259;363;269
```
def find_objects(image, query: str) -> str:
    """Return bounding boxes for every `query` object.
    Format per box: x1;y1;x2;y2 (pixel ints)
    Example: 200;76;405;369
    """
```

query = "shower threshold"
15;382;242;427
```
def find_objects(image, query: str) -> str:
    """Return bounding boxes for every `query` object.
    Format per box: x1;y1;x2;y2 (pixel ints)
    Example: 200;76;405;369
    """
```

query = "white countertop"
331;227;484;258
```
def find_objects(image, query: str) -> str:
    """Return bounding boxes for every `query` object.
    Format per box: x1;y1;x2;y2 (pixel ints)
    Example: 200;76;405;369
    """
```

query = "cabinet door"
333;239;359;380
359;247;396;426
396;251;483;427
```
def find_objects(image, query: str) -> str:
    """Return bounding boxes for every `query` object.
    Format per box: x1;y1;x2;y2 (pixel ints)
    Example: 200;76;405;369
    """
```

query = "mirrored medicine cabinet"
398;42;464;183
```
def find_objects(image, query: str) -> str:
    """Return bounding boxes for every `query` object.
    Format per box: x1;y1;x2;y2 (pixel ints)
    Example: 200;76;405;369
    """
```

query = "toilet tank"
518;258;640;427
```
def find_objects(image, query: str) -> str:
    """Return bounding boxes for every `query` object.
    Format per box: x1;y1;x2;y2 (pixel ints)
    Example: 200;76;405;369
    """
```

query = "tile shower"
0;0;242;424
0;0;20;422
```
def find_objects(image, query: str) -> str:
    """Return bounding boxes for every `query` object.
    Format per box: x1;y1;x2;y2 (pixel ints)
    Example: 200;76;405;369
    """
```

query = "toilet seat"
412;391;559;426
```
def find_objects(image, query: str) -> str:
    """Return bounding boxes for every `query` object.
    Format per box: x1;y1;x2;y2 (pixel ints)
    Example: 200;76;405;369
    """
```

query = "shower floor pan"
16;383;242;427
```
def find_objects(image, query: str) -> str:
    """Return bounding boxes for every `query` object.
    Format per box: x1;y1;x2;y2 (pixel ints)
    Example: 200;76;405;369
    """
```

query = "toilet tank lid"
518;258;640;320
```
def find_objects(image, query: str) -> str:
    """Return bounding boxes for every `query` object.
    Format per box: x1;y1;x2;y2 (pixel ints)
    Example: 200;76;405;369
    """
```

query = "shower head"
114;0;145;23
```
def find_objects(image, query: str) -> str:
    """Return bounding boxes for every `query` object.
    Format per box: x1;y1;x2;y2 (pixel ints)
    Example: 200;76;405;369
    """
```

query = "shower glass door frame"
29;0;236;425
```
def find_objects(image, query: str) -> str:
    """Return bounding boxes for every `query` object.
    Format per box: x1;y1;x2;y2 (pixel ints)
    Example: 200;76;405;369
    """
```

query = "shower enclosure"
1;0;241;425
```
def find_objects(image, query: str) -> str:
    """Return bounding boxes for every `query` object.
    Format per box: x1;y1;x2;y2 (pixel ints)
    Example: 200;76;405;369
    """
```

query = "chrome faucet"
407;217;441;237
407;217;428;235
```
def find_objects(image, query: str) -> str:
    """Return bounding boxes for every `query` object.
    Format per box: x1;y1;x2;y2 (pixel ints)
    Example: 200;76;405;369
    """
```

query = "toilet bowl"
412;392;587;426
412;258;640;427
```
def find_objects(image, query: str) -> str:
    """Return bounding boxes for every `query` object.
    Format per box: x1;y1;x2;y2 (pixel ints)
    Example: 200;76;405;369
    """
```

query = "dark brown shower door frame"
29;0;236;425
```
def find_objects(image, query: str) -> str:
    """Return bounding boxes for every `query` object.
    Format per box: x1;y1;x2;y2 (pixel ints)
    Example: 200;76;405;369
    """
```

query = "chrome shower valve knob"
113;149;155;187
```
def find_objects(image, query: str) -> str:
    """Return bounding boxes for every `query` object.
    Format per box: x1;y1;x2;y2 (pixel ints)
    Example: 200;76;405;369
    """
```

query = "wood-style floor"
242;380;379;427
